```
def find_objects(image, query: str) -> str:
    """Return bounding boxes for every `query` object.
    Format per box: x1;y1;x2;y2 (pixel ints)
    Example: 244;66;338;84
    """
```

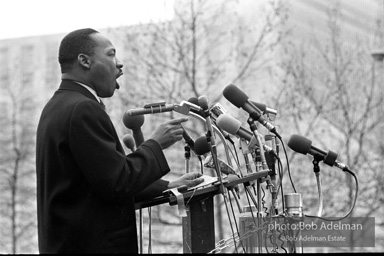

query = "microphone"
284;193;303;217
123;134;136;152
209;102;229;122
194;135;211;156
122;113;145;147
198;96;215;132
198;96;219;161
209;103;235;144
181;125;202;158
182;126;195;150
187;97;205;116
250;101;277;116
126;103;175;115
189;98;234;144
194;135;236;175
126;101;202;116
223;84;281;139
288;134;349;171
216;114;252;141
216;114;277;157
264;134;278;214
187;96;199;106
264;134;278;171
204;155;237;175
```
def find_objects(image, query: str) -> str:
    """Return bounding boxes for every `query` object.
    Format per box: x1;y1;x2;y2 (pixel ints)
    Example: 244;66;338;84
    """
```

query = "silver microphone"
284;193;303;217
126;101;202;116
210;102;229;122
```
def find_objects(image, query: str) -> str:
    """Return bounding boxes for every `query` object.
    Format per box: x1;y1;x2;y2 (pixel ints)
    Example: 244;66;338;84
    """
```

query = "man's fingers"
189;172;202;179
168;117;189;124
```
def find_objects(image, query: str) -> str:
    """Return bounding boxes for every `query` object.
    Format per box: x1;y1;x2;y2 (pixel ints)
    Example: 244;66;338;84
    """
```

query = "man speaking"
35;28;203;253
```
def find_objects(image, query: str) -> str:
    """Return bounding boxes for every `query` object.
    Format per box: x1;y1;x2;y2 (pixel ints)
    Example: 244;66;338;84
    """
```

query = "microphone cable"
278;137;297;193
227;190;245;253
276;156;286;214
304;168;359;222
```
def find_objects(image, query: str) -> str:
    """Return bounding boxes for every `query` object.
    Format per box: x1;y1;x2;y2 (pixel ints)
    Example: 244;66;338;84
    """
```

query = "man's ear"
78;54;91;69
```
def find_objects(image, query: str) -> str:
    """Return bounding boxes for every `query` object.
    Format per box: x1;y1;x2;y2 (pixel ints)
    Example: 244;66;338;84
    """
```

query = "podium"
135;171;269;253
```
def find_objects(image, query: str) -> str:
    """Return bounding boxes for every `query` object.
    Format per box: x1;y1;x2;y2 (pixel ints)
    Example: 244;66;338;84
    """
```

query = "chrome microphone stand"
312;155;324;217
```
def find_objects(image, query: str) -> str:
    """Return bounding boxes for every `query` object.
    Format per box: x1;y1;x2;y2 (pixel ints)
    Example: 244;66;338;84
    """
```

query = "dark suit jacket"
36;79;170;253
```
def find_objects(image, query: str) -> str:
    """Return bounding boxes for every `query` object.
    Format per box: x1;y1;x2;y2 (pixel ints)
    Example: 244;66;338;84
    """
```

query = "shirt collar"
73;81;101;103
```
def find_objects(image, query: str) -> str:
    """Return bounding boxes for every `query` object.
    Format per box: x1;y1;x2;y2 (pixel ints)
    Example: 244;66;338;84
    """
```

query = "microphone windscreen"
287;134;312;155
188;96;205;117
198;95;209;110
188;97;199;106
216;114;241;136
122;112;145;130
194;136;211;155
123;134;135;151
223;84;248;108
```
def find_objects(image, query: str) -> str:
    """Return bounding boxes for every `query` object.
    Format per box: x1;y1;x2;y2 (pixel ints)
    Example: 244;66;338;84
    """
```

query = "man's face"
88;33;123;98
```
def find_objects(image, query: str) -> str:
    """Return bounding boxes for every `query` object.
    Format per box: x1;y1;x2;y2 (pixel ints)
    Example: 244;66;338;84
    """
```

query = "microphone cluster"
122;83;351;176
122;82;356;225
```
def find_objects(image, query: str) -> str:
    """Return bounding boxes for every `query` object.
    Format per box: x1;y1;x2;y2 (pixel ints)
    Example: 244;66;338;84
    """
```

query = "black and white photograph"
0;0;383;254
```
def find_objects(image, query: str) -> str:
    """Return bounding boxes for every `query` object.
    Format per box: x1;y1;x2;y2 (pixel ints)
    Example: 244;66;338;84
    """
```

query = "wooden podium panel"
135;171;270;253
135;183;220;253
181;187;218;253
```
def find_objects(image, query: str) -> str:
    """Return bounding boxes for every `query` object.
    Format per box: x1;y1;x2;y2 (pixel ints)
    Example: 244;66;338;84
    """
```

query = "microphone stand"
239;138;259;209
199;96;242;250
188;112;232;167
189;111;247;214
190;102;226;196
247;116;274;254
184;144;191;174
247;117;276;199
240;139;254;176
312;155;324;217
264;135;279;216
139;209;143;254
204;122;226;197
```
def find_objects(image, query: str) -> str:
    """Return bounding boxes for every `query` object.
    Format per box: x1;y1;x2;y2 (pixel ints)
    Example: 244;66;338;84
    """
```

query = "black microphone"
194;135;211;156
188;96;199;106
123;134;136;152
223;84;281;139
288;134;349;171
216;114;277;157
182;127;195;149
122;113;145;147
182;125;201;156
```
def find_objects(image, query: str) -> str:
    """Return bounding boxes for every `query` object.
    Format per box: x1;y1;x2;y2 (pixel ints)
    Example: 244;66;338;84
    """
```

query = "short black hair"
58;28;99;73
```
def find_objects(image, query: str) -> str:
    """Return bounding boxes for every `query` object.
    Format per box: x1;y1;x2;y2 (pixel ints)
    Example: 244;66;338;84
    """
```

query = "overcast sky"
0;0;174;40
